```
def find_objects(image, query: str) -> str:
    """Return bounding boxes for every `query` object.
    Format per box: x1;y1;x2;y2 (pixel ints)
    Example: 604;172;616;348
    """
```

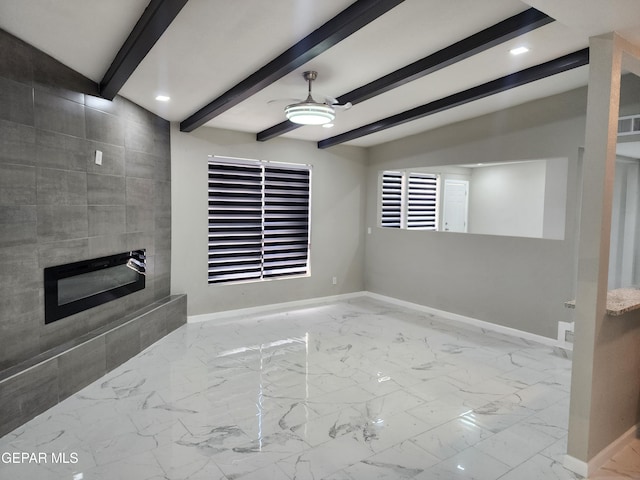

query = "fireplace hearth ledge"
0;294;186;438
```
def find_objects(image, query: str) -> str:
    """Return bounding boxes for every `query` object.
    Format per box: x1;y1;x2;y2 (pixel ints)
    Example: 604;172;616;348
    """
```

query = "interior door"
442;179;469;232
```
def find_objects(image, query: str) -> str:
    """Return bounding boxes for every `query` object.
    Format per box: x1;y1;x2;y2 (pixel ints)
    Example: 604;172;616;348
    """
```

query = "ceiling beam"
257;7;554;142
180;0;405;133
318;48;589;149
100;0;189;100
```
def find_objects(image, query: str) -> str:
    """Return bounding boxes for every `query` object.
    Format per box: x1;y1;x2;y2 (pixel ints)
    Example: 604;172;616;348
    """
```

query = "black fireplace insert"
44;250;146;324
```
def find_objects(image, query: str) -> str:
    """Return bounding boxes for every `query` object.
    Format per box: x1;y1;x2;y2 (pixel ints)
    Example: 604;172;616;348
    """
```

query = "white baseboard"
563;455;587;477
363;291;560;348
187;291;366;324
564;423;639;477
189;290;561;348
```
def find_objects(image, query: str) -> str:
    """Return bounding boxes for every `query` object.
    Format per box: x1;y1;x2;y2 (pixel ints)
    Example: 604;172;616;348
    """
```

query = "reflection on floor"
0;296;626;479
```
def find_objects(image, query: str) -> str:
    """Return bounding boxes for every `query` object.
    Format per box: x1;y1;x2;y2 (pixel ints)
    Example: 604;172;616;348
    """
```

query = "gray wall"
170;125;366;316
0;29;172;371
365;88;587;339
468;161;546;238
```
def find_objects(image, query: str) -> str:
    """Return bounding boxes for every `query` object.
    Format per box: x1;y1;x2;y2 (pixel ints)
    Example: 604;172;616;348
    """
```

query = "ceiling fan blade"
324;96;352;110
334;102;352;110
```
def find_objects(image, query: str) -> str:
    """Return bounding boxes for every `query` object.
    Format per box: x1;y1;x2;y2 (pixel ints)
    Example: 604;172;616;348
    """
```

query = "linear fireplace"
44;250;146;324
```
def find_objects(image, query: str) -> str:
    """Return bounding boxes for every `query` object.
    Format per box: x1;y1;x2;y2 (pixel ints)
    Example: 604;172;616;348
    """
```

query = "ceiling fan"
284;71;352;126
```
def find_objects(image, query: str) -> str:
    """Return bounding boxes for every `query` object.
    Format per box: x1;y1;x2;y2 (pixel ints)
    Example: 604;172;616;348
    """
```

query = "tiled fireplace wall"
0;26;183;432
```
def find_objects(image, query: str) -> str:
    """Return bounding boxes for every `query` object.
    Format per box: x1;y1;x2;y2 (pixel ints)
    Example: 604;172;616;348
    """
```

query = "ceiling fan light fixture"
285;102;335;125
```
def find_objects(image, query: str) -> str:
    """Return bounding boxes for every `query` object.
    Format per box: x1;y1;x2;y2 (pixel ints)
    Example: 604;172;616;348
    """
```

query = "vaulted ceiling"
1;0;639;148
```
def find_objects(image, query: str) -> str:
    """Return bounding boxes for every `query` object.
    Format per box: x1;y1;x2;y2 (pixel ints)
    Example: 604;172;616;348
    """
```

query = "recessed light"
322;123;334;129
155;95;170;102
510;46;529;56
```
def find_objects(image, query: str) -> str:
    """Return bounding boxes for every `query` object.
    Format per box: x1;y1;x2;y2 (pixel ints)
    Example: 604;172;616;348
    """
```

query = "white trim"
557;321;574;351
187;291;366;324
564;423;639;477
563;455;587;477
363;291;561;348
189;290;562;348
589;423;639;474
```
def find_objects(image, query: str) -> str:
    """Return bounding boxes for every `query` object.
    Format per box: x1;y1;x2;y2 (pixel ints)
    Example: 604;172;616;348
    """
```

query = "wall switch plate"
95;150;103;165
332;276;337;285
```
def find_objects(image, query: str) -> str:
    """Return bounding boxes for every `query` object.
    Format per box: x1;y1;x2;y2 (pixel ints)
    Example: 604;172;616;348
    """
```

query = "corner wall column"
567;32;640;474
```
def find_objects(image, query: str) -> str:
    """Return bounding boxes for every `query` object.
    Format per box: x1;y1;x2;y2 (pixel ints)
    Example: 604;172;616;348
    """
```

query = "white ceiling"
0;0;639;148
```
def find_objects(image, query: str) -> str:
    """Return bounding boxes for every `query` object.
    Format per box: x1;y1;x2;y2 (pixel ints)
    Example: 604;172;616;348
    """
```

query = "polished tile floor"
0;297;630;479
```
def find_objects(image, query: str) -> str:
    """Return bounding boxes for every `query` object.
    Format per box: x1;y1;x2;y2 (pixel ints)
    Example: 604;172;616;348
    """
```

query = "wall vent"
618;114;640;136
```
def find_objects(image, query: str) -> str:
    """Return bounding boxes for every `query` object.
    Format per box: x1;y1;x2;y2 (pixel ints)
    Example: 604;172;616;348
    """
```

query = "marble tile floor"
0;296;625;479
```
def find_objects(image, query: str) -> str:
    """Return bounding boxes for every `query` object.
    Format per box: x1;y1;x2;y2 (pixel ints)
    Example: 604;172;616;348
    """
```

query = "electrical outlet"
332;276;337;285
95;150;103;165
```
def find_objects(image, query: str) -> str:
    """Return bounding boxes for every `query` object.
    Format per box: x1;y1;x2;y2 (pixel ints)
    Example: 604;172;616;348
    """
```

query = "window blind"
263;165;310;278
406;173;438;230
380;171;403;228
208;158;310;284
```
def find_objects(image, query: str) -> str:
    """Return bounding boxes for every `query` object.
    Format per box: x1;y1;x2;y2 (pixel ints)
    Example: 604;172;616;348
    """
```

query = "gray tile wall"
0;28;173;371
0;294;187;437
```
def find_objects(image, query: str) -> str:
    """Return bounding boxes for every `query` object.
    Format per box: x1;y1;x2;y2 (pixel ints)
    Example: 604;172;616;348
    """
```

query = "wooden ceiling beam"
318;48;589;148
257;7;553;142
180;0;405;133
100;0;189;100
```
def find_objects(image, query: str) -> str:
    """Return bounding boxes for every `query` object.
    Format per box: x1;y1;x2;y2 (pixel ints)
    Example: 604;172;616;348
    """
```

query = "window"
379;170;438;230
208;157;311;284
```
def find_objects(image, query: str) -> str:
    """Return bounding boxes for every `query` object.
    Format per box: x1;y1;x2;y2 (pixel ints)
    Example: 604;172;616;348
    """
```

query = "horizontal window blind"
407;173;438;230
208;162;263;283
208;158;310;284
380;171;403;228
264;166;310;278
